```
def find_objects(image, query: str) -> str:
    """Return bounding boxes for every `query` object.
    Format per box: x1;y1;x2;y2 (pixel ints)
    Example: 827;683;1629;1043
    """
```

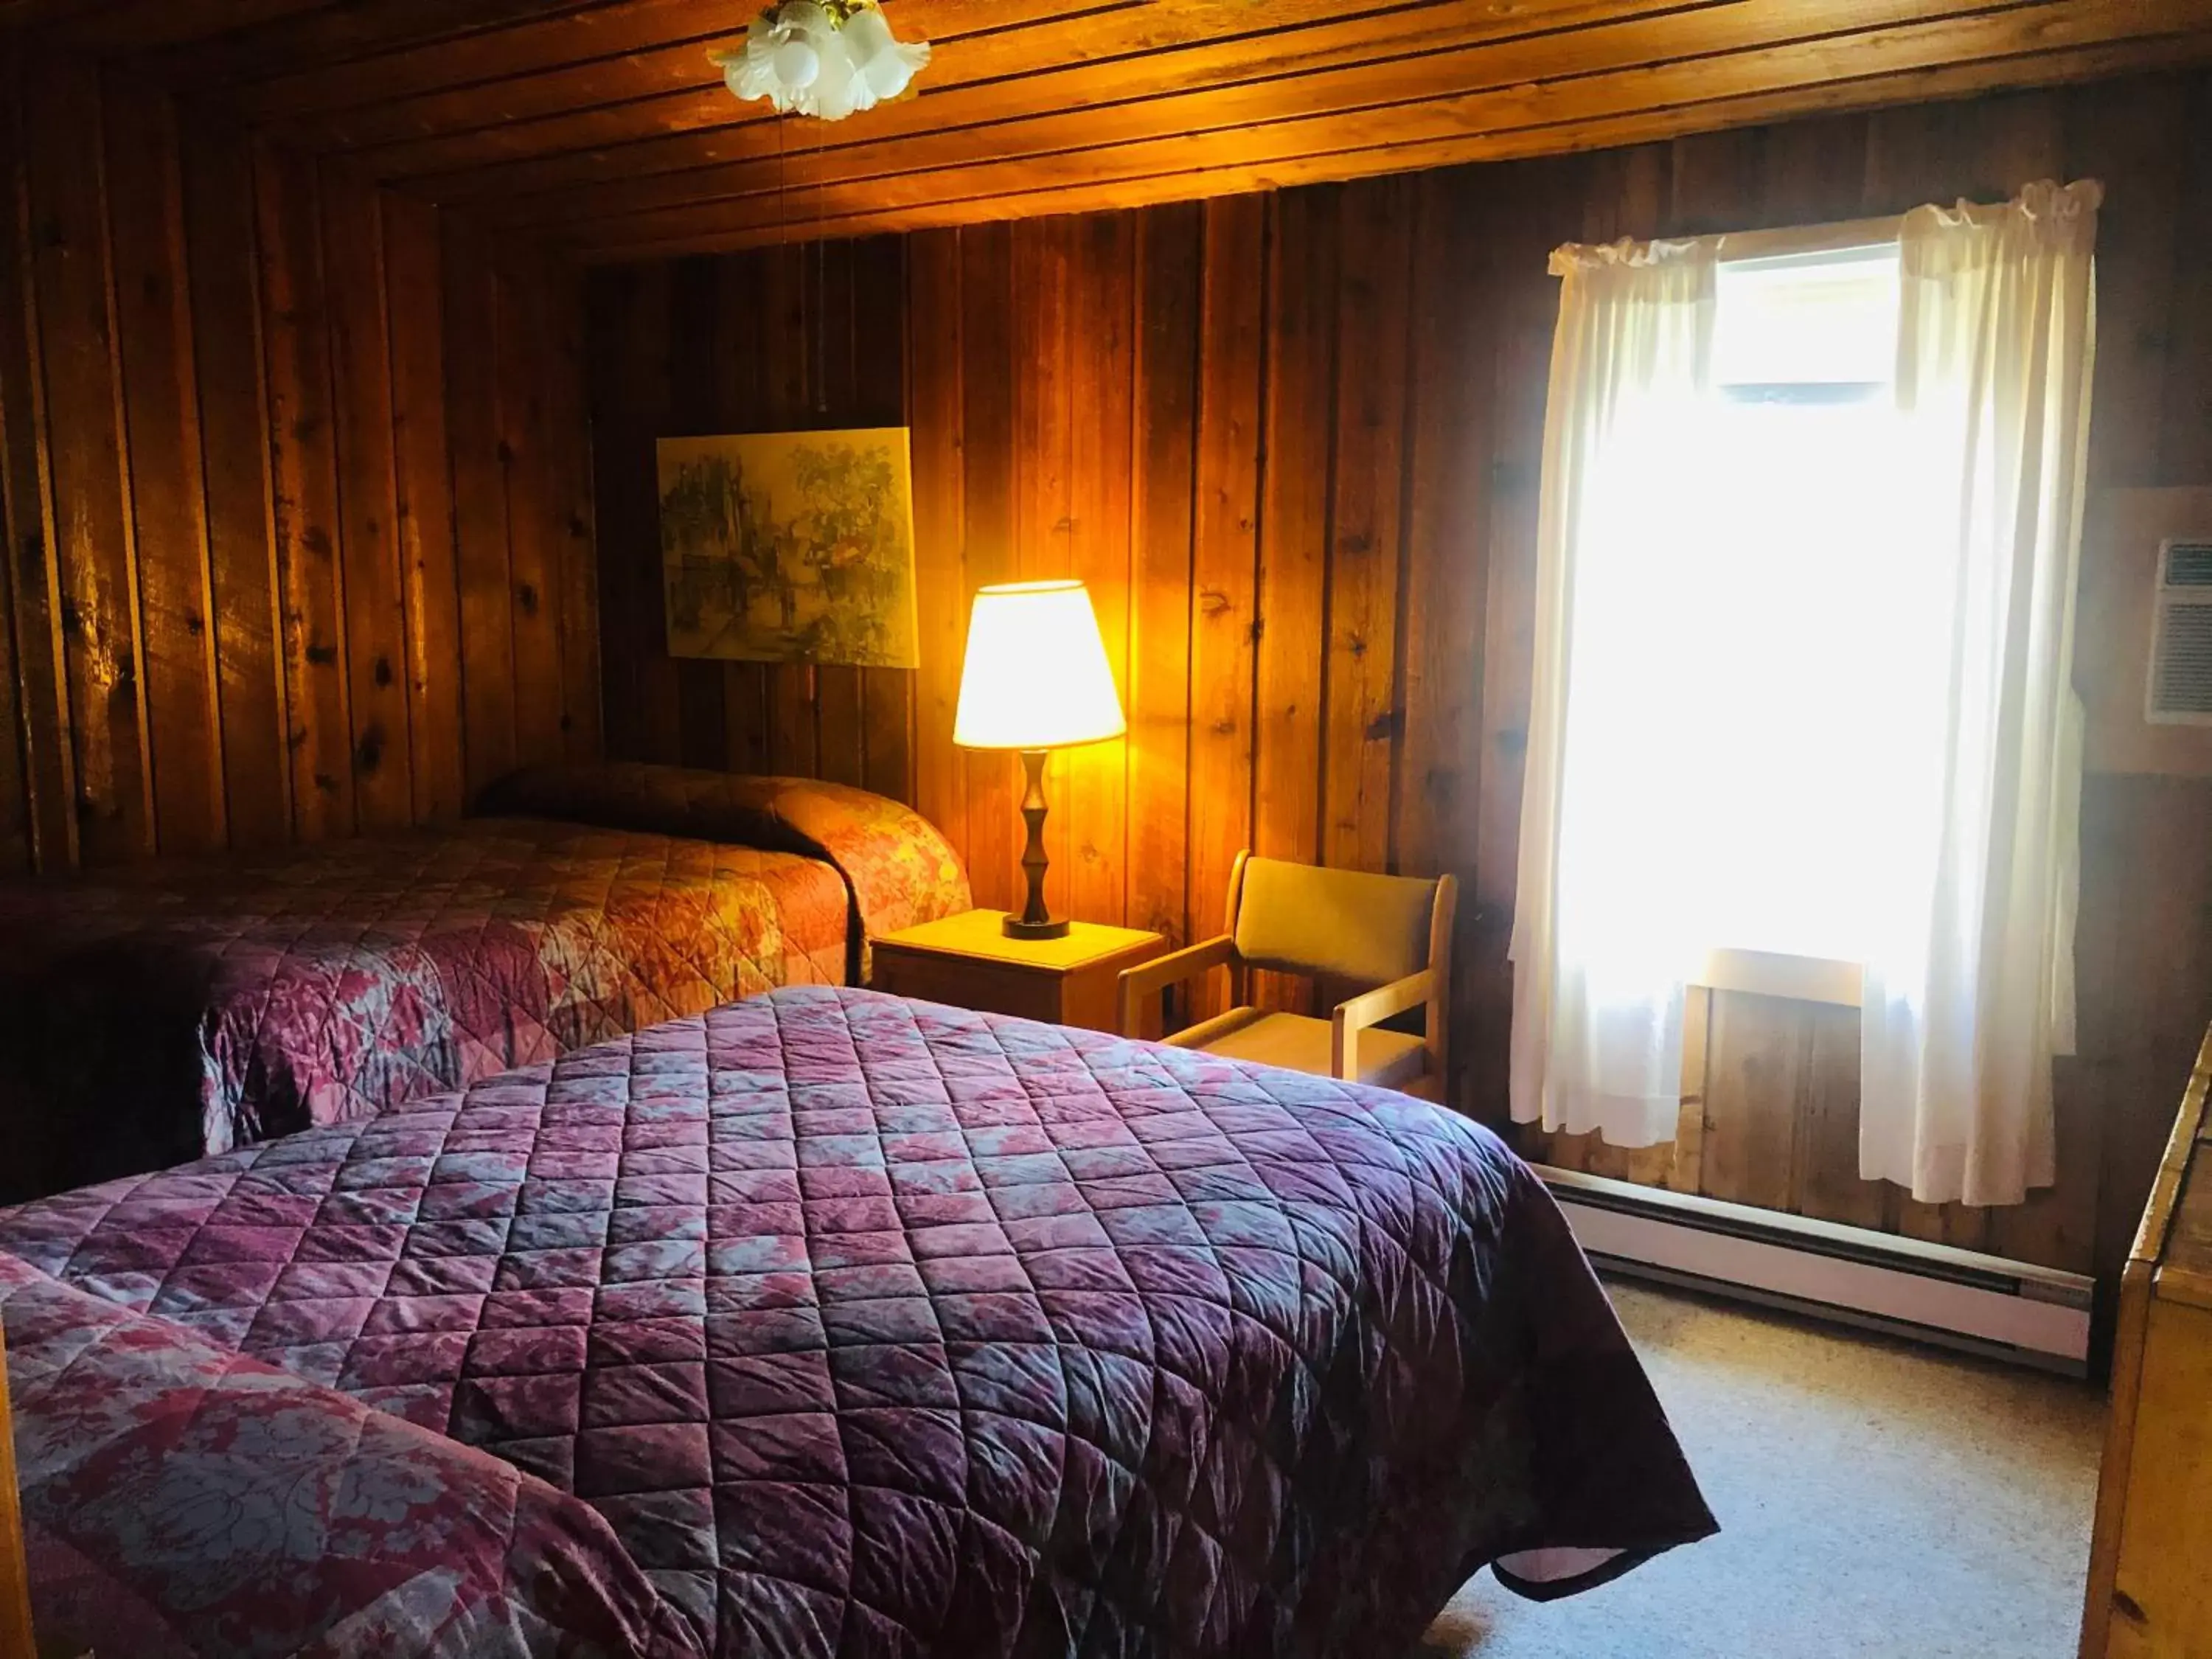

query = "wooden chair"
1118;850;1456;1100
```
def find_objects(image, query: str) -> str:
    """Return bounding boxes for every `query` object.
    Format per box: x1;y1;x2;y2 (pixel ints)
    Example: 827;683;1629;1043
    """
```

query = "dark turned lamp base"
1004;748;1070;940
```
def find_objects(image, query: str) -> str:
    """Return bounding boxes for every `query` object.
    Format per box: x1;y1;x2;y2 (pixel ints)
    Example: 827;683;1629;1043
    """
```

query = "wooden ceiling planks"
551;0;2212;258
417;0;1716;207
503;0;2109;243
225;0;1092;126
562;44;2171;260
270;0;1116;168
36;0;338;55
57;0;601;69
9;0;2212;259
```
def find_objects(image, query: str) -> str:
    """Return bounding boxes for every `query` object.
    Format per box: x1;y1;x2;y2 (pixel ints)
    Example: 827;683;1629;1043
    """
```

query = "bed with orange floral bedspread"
0;766;969;1203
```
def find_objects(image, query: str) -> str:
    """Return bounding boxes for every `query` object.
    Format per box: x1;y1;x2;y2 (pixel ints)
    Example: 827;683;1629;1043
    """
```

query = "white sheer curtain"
1509;238;1715;1147
1860;181;2100;1207
1509;183;2098;1204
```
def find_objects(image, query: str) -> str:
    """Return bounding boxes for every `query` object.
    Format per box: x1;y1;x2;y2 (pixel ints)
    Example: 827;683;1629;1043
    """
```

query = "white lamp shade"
953;580;1126;751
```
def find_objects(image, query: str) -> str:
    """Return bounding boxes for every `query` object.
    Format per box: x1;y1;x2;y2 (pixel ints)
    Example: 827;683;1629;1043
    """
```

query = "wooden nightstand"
872;910;1166;1032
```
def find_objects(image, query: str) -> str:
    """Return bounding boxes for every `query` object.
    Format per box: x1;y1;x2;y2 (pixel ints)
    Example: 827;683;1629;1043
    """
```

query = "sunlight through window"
1560;243;1949;971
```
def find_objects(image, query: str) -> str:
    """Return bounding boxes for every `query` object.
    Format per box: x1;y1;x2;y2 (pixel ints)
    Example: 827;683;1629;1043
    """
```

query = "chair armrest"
1331;970;1434;1079
1118;935;1236;1037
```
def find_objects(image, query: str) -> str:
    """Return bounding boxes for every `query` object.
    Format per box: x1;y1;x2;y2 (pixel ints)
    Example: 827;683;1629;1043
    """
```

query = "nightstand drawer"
874;950;1069;1023
869;910;1166;1032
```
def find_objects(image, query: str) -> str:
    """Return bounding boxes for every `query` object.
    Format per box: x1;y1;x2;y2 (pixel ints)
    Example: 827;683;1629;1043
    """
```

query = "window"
1514;184;2098;1201
1561;241;1939;982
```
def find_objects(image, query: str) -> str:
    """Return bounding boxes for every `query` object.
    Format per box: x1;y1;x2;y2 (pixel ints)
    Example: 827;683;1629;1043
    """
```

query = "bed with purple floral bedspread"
0;768;970;1203
0;987;1714;1657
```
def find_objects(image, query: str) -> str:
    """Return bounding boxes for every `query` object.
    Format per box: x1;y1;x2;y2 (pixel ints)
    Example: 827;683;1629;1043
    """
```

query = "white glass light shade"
841;7;894;65
772;36;820;88
776;2;830;41
807;36;855;112
714;1;930;122
842;6;928;100
953;580;1127;751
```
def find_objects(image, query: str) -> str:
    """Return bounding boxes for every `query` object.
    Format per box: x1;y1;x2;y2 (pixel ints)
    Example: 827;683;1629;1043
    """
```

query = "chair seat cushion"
1166;1006;1430;1092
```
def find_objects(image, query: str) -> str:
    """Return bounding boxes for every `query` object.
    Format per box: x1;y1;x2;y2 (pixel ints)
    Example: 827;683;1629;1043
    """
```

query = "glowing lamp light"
953;580;1127;939
953;581;1126;752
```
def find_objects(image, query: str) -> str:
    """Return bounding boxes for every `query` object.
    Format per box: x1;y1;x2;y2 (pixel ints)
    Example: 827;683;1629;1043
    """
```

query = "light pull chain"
815;124;829;415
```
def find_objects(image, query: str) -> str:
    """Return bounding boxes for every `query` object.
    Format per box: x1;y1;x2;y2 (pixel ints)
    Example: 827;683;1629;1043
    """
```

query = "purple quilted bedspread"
1;1253;701;1659
0;987;1713;1656
0;770;970;1203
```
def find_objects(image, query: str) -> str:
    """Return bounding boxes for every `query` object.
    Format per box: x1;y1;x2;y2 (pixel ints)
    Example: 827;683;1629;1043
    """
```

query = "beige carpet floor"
1420;1280;2107;1659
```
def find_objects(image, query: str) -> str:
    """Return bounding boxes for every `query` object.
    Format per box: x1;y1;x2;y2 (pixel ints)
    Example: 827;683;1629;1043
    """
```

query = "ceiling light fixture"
713;1;931;122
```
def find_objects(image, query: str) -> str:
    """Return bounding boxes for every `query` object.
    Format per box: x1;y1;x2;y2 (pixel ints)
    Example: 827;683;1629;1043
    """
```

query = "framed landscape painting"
657;428;920;667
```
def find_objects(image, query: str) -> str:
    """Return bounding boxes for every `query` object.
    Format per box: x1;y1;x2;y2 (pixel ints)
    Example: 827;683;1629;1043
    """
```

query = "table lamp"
953;579;1126;939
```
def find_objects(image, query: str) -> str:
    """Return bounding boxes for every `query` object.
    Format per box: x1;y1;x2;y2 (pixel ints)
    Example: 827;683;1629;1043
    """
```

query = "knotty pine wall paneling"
1181;195;1264;1022
587;72;2212;1322
587;237;915;801
0;43;599;872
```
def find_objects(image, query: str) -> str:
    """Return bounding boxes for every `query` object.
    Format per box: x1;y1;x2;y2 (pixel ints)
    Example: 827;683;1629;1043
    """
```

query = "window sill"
1694;947;1863;1008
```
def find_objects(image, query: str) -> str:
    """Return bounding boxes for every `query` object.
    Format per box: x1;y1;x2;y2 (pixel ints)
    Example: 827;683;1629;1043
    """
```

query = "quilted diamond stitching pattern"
0;1251;709;1659
0;987;1705;1655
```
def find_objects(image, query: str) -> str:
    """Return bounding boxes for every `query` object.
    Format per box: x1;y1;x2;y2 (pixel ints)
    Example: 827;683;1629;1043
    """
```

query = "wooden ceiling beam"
455;0;2081;231
552;3;2212;257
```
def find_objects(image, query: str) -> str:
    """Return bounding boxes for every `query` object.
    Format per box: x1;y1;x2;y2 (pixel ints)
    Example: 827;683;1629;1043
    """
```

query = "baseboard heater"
1537;1166;2094;1375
